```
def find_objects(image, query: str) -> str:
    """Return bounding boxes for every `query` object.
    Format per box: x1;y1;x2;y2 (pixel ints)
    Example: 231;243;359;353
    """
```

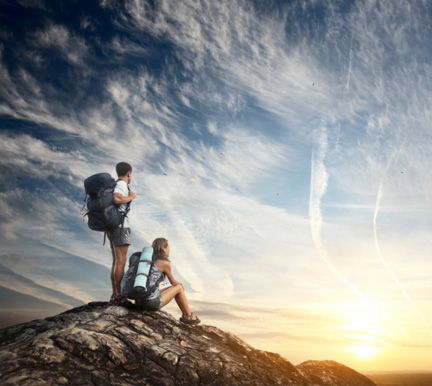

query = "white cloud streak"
309;123;365;298
34;24;88;66
373;183;430;328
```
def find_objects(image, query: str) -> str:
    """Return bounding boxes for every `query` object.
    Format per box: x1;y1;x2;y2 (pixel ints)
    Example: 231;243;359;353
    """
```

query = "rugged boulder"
0;302;376;386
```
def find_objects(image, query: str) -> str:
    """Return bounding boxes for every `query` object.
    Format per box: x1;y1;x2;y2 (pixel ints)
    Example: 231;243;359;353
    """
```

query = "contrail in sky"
309;125;366;298
373;181;430;327
344;37;353;93
309;124;411;340
373;183;406;299
372;132;430;328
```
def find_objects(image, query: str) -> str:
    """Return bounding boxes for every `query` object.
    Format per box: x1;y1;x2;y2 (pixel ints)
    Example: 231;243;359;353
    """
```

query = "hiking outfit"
83;172;133;306
107;179;132;306
121;250;166;311
121;247;201;324
107;179;131;246
135;259;166;311
130;259;201;323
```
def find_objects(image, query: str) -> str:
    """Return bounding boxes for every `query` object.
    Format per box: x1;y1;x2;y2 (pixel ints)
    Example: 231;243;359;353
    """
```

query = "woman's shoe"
179;312;201;325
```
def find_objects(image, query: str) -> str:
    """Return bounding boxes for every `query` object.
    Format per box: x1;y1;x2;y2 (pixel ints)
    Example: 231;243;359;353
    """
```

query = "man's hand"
113;191;136;205
128;191;137;201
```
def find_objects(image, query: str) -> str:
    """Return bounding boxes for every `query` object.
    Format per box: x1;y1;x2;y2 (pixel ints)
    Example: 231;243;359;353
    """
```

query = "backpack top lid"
141;246;153;261
128;247;153;266
84;173;116;198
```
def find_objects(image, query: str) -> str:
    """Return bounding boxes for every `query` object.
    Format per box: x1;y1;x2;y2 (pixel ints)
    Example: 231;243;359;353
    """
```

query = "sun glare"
350;344;380;360
338;300;389;361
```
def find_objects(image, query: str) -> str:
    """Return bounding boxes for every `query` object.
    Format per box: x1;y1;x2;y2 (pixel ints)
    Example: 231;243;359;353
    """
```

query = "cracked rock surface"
0;302;376;386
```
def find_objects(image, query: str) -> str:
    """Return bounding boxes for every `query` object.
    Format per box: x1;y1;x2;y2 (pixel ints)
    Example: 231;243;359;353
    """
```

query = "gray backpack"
121;247;165;299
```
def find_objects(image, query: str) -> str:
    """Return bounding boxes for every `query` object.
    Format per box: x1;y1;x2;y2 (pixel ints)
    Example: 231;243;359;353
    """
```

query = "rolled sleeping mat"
133;246;153;295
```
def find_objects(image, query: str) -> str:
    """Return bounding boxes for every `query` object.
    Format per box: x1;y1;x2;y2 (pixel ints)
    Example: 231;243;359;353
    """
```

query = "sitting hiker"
136;238;200;325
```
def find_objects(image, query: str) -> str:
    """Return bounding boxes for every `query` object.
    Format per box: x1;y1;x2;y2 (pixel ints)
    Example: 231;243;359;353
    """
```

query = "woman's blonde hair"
152;238;170;260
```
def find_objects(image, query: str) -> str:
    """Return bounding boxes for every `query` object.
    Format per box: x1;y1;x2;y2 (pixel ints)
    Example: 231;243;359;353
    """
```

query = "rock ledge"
0;302;376;386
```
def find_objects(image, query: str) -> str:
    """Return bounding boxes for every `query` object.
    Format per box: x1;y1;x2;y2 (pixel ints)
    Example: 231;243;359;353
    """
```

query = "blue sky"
1;0;432;372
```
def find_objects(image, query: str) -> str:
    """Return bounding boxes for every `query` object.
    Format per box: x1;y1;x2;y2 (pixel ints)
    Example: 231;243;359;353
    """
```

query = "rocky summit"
0;302;376;386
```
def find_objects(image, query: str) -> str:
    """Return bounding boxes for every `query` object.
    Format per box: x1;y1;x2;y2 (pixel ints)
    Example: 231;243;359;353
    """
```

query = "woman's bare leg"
160;284;192;316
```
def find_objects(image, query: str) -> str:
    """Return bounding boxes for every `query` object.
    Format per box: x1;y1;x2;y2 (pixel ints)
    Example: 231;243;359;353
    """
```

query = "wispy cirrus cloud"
34;24;89;66
1;0;432;371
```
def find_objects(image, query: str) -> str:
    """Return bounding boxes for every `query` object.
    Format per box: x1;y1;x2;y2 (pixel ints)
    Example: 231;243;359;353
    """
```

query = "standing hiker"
108;162;136;305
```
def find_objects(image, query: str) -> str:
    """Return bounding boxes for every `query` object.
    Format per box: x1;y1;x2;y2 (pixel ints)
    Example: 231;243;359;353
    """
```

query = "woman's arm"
160;260;182;287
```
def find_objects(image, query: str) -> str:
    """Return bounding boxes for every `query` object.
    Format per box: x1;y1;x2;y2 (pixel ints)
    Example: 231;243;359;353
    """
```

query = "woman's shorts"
136;296;163;311
108;227;131;246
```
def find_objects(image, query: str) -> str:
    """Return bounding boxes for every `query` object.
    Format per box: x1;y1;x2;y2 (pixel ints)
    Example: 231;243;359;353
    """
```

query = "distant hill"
0;286;67;328
0;263;83;307
0;247;113;302
367;373;432;386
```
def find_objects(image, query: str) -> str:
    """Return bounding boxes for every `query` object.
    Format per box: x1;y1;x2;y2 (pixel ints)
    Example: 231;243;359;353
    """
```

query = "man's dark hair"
116;162;132;177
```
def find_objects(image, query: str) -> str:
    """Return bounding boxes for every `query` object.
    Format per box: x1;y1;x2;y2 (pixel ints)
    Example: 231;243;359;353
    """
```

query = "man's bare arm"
113;191;136;204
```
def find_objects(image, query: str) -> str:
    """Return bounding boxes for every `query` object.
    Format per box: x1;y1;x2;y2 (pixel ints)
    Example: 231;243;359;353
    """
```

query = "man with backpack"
83;162;136;306
108;162;136;305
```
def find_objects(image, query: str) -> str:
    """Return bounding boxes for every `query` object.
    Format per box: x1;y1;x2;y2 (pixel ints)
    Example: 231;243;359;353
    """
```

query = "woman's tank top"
145;260;166;300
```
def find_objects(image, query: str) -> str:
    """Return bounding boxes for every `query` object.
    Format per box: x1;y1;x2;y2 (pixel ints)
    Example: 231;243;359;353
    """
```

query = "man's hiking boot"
109;294;133;307
179;312;201;325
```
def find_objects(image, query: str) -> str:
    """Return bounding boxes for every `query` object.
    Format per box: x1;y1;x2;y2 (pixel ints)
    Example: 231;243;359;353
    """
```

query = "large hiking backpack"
121;247;165;300
83;172;129;232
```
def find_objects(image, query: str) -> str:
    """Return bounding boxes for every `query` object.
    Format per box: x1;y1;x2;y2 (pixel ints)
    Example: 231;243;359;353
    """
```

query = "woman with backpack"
135;238;201;325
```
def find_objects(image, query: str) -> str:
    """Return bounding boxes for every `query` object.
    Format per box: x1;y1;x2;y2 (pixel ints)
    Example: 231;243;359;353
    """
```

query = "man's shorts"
107;227;131;246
